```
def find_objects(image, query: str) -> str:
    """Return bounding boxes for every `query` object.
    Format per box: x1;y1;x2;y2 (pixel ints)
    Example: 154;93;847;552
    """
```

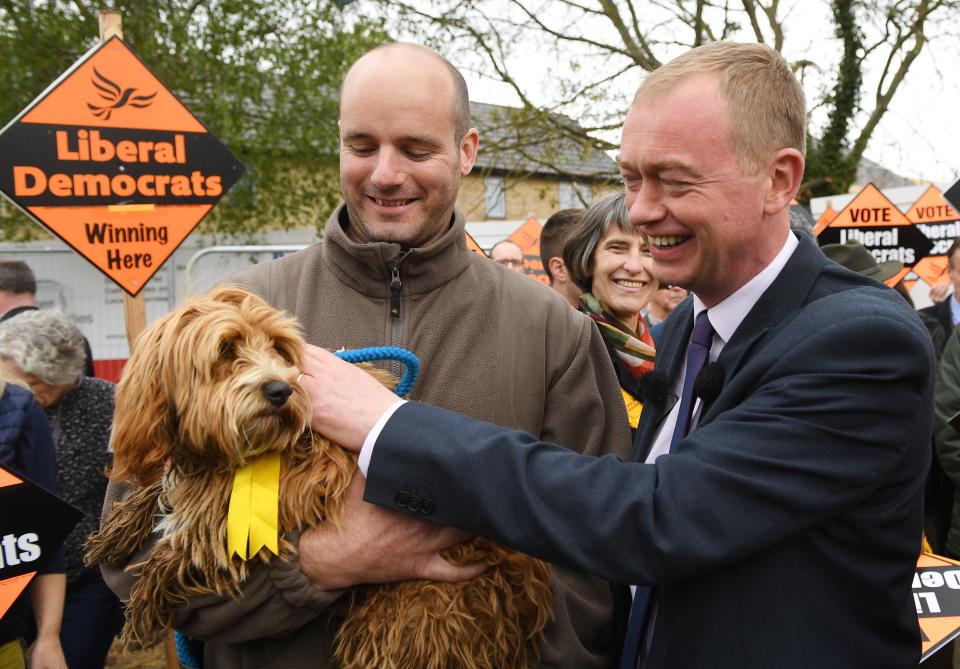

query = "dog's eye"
220;341;237;361
276;347;295;365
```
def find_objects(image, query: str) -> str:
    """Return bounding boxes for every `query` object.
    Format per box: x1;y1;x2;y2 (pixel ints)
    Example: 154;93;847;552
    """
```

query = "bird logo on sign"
87;67;156;120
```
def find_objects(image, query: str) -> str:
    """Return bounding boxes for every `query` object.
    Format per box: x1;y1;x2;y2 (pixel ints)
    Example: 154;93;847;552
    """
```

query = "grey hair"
562;193;633;291
0;310;86;385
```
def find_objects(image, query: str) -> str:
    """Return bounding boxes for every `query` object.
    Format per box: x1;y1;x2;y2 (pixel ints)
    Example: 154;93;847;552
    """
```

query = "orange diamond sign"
906;185;960;288
916;553;960;662
507;217;548;285
0;36;244;296
816;183;932;287
0;464;82;622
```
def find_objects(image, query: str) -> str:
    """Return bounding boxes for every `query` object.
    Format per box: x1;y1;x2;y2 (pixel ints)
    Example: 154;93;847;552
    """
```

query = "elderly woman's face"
591;226;656;327
3;360;70;408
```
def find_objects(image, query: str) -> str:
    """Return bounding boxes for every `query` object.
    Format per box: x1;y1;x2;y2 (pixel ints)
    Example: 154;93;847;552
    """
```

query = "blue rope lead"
334;346;420;398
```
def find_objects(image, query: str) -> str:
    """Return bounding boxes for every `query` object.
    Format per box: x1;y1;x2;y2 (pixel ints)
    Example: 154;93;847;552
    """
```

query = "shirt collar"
692;232;799;346
950;293;960;326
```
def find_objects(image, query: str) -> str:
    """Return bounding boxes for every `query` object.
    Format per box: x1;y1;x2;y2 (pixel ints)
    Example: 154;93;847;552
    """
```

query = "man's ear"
548;257;568;283
763;148;804;217
460;128;479;176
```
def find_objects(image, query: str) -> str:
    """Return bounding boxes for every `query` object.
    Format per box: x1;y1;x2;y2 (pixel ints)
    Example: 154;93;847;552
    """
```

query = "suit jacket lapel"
633;300;692;461
714;234;824;380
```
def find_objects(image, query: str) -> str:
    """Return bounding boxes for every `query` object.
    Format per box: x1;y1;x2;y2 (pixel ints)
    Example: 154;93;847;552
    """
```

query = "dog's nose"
262;381;293;407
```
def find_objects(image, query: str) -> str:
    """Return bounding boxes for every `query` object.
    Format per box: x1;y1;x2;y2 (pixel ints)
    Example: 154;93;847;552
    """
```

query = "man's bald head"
340;42;471;143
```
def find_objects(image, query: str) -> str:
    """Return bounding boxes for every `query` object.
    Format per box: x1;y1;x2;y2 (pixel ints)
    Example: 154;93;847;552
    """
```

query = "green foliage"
0;0;389;240
802;0;862;199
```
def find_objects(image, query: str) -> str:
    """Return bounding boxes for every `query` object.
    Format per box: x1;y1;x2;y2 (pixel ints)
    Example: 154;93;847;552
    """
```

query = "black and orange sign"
812;203;837;236
945;177;960;216
916;553;960;662
0;465;81;622
906;186;960;289
816;183;932;286
465;230;485;256
507;217;547;284
0;36;244;296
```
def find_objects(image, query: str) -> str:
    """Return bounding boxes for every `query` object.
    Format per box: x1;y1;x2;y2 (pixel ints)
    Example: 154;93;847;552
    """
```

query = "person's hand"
299;472;487;590
299;345;400;452
930;282;951;304
29;634;67;669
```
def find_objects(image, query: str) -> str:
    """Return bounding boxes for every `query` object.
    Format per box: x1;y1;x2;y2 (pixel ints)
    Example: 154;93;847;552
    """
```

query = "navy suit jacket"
919;296;953;341
364;234;934;668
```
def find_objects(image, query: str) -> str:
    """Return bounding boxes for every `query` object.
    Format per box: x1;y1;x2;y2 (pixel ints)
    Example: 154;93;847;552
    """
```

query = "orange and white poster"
906;185;960;289
507;217;547;284
917;553;960;662
0;36;244;296
816;183;932;287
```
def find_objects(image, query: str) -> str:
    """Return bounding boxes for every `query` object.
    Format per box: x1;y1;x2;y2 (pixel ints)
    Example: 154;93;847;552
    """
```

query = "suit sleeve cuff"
357;399;407;476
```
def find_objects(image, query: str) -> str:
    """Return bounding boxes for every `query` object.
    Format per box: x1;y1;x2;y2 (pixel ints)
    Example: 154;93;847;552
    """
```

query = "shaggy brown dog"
85;287;553;669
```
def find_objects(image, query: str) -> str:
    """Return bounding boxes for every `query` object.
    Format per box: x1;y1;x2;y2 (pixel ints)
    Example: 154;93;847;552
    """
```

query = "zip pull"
388;249;410;320
390;263;402;318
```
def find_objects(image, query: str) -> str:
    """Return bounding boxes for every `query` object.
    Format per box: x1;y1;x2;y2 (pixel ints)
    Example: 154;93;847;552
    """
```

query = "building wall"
457;174;619;222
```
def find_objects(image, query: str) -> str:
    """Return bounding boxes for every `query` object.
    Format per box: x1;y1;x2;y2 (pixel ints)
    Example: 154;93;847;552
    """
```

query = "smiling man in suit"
299;42;934;668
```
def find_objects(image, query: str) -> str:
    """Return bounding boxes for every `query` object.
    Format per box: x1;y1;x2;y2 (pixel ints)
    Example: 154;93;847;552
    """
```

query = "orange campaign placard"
507;217;548;284
906;185;960;288
0;465;82;622
813;203;837;236
0;36;244;296
465;230;486;256
916;553;960;662
816;183;932;286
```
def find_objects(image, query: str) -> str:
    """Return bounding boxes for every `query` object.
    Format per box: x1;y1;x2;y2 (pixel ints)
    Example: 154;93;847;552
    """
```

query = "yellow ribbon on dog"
227;450;281;560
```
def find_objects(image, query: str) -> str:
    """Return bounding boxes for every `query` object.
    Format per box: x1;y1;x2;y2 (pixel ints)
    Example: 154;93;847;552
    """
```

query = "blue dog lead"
334;346;420;398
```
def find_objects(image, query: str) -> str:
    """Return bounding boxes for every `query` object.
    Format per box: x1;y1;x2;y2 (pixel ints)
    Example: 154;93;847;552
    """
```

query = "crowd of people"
0;36;955;669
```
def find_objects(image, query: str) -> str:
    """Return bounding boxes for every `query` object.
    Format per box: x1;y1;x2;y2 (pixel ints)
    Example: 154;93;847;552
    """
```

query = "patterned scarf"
580;292;656;378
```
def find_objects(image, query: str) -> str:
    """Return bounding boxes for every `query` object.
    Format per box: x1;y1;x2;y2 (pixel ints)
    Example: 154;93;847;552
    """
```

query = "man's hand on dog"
299;474;487;589
300;345;398;452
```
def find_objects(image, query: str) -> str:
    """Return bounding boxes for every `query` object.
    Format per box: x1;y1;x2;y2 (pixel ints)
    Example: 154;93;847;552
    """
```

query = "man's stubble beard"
341;168;462;248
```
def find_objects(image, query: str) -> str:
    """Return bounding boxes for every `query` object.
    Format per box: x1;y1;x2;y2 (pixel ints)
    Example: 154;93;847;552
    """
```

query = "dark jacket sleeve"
364;311;931;584
20;398;67;574
935;329;960;486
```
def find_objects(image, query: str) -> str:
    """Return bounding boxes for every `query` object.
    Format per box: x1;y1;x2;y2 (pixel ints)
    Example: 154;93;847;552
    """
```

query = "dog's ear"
207;285;254;308
109;313;179;486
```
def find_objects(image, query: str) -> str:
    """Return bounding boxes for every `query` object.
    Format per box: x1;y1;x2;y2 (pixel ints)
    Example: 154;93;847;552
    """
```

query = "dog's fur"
85;287;553;669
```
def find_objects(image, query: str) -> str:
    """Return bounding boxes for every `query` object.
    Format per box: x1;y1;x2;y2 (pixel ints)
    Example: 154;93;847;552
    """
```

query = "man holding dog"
101;43;633;667
300;42;935;667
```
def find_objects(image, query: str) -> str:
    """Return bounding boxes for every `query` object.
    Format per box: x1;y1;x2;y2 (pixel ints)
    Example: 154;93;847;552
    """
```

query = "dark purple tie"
670;310;715;449
620;310;714;669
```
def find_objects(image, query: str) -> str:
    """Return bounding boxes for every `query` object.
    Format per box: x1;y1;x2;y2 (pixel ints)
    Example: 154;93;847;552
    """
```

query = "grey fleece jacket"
101;204;633;668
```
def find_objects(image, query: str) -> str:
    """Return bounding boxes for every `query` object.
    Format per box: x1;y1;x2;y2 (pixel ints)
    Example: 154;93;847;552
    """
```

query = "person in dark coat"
0;311;120;669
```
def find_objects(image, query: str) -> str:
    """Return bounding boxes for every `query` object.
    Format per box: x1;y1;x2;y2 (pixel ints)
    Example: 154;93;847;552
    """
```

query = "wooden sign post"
96;11;147;350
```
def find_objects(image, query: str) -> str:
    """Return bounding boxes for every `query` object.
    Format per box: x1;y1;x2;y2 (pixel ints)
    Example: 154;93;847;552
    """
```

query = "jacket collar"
321;203;474;296
713;232;824;379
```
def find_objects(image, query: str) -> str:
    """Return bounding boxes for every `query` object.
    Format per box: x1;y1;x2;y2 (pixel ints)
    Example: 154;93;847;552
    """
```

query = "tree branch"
849;0;935;164
694;0;706;45
598;0;660;69
759;0;784;51
740;0;767;43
